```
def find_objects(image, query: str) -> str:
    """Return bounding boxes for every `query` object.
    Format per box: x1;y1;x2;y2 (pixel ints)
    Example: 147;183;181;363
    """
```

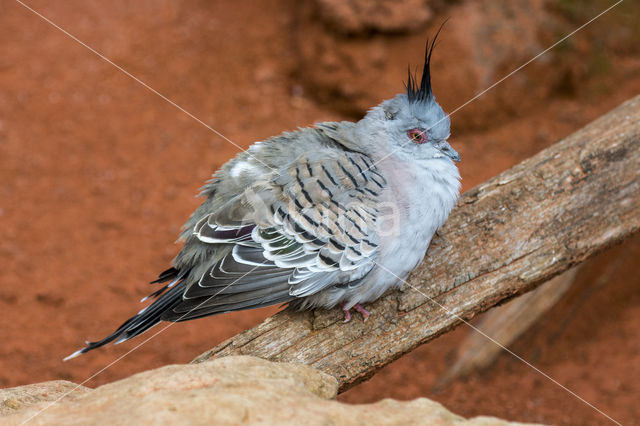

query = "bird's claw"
342;303;370;322
343;309;352;323
353;303;370;321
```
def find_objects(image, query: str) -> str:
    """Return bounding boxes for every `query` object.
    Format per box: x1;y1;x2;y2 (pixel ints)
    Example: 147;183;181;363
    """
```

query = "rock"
0;380;90;416
294;0;568;131
315;0;434;35
2;356;539;425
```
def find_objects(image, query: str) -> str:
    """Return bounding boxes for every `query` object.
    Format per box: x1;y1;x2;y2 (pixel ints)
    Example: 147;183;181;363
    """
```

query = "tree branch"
193;96;640;393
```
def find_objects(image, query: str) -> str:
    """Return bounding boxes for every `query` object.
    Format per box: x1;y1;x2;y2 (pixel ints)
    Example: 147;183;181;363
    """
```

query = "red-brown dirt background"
1;1;638;424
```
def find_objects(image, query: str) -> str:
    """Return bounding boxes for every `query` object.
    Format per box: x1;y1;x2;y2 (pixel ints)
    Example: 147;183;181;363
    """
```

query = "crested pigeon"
65;35;460;360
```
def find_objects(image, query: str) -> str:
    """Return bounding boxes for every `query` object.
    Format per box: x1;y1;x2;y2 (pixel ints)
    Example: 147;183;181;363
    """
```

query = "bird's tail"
64;267;188;361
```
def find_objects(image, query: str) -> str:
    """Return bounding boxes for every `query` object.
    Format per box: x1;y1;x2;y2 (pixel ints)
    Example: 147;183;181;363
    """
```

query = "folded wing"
161;150;387;320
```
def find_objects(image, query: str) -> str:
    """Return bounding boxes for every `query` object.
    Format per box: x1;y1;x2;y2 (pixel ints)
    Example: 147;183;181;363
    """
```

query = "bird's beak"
440;141;460;162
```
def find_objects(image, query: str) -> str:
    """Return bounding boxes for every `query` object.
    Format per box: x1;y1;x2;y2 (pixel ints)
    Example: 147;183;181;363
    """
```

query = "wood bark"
193;96;640;393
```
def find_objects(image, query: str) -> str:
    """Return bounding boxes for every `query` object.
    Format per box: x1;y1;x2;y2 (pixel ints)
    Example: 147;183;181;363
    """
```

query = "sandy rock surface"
0;380;90;416
2;356;538;425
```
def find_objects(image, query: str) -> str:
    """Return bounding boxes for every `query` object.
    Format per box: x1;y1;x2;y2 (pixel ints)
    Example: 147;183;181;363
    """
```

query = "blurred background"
1;1;639;424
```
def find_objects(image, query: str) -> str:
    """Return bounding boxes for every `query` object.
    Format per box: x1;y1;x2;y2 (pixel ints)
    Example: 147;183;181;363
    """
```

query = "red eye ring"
407;128;426;144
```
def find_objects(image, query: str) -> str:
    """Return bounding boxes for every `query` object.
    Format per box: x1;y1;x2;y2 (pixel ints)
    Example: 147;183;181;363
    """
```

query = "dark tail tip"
63;316;136;361
64;269;189;361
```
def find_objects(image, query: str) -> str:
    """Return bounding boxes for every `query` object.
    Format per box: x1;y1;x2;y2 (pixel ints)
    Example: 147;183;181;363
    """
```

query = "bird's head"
356;31;459;164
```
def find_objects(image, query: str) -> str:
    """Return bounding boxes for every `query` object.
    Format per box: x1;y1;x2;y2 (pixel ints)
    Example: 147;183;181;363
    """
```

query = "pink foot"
341;303;370;322
341;303;352;323
353;303;370;321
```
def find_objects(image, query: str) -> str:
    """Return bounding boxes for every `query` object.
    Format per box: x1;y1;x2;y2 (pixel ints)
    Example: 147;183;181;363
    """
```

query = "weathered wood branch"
193;96;640;393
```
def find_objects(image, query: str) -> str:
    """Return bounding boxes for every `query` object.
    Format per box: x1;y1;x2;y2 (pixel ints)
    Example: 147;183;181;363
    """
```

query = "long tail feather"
64;270;188;361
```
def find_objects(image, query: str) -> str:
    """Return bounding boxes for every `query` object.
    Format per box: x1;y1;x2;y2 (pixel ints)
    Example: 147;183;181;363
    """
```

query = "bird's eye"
407;128;426;144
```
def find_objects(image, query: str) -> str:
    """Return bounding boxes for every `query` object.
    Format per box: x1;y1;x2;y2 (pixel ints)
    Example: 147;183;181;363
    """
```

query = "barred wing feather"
162;151;387;320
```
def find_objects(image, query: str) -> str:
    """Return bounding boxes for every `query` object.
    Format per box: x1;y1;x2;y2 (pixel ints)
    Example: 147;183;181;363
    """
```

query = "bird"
65;33;460;360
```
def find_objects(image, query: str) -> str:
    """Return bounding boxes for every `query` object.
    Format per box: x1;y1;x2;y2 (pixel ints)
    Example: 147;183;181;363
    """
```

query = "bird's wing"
162;149;387;321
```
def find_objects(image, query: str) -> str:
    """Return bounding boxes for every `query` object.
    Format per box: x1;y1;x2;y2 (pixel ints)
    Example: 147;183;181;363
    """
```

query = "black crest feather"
407;22;446;103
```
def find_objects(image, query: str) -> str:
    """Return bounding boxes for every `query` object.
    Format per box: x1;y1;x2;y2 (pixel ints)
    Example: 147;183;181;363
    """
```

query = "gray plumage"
66;34;461;360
